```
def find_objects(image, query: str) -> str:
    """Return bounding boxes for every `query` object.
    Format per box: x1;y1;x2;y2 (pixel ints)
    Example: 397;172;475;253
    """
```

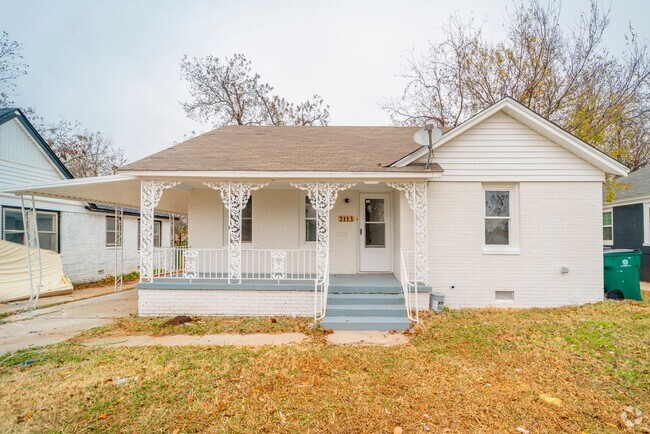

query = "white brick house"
0;108;171;284
5;98;628;330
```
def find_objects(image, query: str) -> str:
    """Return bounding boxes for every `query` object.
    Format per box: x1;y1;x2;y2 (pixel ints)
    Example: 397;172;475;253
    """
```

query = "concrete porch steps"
322;293;411;331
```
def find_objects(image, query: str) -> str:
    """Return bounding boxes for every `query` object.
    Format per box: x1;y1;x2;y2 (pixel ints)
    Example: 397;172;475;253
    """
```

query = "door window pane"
365;223;386;247
365;199;385;222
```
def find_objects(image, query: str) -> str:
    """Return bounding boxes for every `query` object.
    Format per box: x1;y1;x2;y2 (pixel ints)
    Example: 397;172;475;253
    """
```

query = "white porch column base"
290;182;355;280
204;182;268;282
140;180;180;282
388;182;428;284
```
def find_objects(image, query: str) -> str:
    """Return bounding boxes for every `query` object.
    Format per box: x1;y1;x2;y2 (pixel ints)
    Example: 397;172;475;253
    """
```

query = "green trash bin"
603;249;642;301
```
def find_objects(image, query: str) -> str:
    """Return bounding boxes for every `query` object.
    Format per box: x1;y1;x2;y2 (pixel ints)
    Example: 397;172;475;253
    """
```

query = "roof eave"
117;170;443;181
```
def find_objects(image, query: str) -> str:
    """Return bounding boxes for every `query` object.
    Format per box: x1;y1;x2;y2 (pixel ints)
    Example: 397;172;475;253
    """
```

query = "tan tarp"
0;240;73;302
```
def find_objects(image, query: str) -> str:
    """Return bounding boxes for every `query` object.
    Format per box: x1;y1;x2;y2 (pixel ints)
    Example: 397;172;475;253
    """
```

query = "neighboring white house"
4;98;629;330
0;108;171;284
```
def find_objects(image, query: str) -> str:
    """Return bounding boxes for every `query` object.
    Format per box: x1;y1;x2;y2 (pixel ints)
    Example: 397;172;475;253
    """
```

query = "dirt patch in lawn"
1;294;648;433
71;315;316;343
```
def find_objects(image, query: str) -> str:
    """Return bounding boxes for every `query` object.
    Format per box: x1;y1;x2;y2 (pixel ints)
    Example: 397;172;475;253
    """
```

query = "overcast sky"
0;0;647;161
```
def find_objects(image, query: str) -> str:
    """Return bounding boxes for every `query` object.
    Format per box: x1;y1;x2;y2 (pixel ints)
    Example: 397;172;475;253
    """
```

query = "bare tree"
0;31;28;107
180;53;330;127
40;120;127;178
383;0;650;176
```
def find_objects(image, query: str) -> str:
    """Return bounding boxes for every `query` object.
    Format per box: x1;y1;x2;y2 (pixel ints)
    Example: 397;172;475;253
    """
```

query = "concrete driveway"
0;289;137;355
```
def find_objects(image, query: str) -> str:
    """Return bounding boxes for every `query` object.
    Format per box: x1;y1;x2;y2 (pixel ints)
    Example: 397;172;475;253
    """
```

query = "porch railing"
153;247;318;281
400;250;420;322
152;247;327;321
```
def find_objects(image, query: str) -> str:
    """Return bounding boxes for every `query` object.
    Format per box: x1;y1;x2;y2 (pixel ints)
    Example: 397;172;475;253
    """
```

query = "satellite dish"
430;127;443;143
413;129;429;147
413;127;443;147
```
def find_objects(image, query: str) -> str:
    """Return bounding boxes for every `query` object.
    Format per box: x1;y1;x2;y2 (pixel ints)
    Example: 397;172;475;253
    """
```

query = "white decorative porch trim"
388;182;428;284
204;182;268;282
140;180;181;282
20;194;42;311
290;182;356;280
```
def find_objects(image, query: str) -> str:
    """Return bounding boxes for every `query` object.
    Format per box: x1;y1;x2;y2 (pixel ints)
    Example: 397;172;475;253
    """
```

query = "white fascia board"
391;98;629;177
2;174;137;194
119;170;443;180
604;195;650;208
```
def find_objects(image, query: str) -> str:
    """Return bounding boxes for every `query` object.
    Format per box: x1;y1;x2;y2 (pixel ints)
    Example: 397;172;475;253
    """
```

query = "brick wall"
138;288;315;317
427;181;604;308
59;211;170;283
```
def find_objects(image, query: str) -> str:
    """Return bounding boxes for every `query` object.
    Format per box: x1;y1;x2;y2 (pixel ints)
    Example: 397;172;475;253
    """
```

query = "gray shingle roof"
120;126;449;173
613;166;650;201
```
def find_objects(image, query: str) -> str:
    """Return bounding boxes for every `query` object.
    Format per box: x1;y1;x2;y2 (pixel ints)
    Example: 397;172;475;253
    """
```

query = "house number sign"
338;215;355;222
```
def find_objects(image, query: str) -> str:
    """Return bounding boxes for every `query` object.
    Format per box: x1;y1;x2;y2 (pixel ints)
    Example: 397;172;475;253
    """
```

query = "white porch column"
291;182;355;280
388;182;428;284
204;182;268;283
140;180;180;282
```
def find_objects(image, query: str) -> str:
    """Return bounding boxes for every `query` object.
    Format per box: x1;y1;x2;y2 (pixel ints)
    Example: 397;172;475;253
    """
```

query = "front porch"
8;176;434;328
138;273;431;330
135;178;431;327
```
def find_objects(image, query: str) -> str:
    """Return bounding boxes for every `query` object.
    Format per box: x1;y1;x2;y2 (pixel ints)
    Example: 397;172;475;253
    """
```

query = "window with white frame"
602;211;613;244
304;196;316;242
137;219;162;248
2;208;59;252
483;185;518;250
242;197;252;243
106;216;122;247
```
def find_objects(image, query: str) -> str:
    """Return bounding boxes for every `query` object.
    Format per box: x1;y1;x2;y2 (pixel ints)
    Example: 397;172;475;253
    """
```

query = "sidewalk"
79;330;410;348
0;289;137;355
0;282;136;315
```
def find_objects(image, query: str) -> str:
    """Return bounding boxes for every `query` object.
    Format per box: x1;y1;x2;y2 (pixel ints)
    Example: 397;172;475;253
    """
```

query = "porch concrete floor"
139;274;429;295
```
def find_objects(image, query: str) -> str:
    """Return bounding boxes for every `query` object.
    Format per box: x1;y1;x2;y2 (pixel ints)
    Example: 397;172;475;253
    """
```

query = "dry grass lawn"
0;295;648;433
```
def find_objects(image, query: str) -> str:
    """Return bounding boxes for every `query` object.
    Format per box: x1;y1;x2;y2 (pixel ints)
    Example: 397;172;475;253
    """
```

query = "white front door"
359;193;391;272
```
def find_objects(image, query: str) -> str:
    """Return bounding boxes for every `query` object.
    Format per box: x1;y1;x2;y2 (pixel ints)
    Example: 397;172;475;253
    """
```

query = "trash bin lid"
603;249;638;254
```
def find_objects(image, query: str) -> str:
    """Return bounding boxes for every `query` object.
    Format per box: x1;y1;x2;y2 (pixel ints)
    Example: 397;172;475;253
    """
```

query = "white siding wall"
0;119;65;189
422;112;604;182
427;181;603;308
